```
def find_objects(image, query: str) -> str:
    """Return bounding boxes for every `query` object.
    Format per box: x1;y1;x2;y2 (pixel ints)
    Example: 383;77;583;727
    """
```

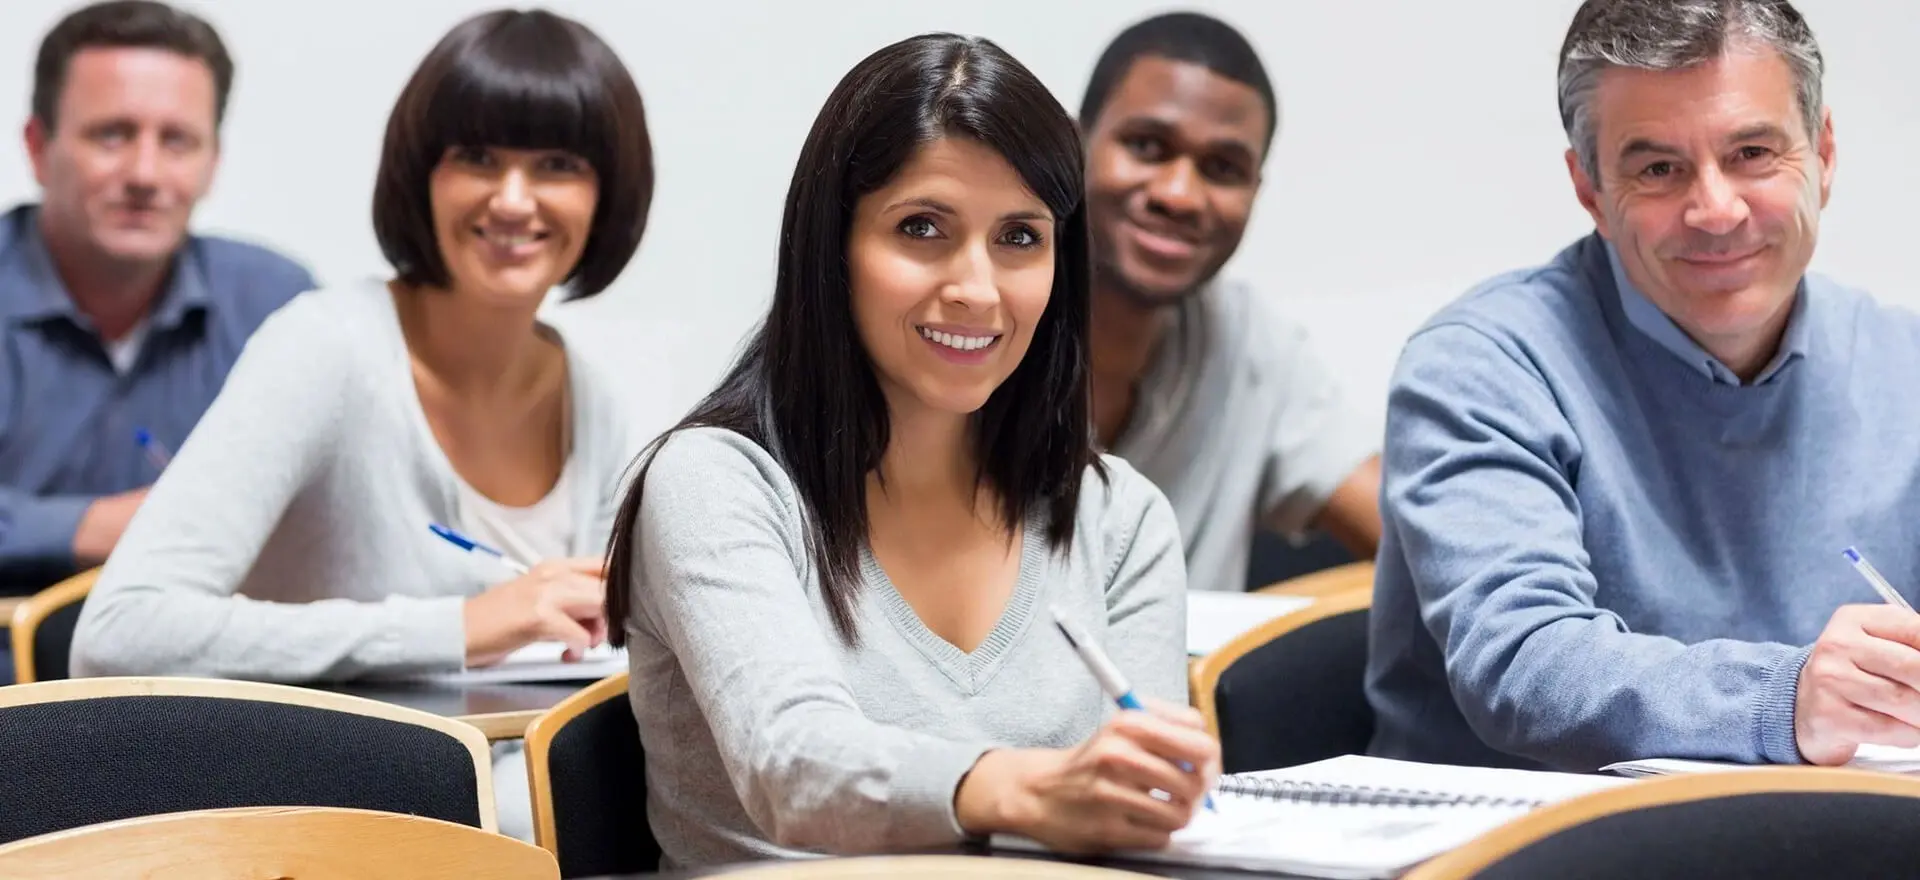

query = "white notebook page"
1602;743;1920;778
997;755;1634;879
421;641;627;685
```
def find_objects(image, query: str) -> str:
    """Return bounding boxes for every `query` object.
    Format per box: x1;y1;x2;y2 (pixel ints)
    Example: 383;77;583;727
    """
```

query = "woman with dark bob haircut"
71;8;651;840
605;33;1218;866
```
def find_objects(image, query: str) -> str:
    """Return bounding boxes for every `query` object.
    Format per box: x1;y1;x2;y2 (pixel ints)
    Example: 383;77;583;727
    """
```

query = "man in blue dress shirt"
0;1;314;623
1368;0;1920;772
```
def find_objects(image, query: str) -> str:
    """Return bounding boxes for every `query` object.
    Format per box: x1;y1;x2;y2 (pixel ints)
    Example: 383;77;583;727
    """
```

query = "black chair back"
532;676;658;878
1211;595;1372;773
8;568;95;684
0;682;488;845
1470;790;1920;879
1245;529;1356;589
29;597;83;682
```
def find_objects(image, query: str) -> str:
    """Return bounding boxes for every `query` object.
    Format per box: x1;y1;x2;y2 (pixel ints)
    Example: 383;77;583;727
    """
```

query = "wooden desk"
580;850;1319;879
319;679;585;741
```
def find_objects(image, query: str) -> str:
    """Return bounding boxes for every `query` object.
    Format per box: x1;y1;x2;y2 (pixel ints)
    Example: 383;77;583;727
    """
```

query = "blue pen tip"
1843;547;1862;563
134;428;151;446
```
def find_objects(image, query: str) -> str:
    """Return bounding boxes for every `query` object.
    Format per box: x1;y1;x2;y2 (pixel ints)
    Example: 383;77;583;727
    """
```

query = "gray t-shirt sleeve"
1254;310;1379;536
633;430;996;853
70;297;466;681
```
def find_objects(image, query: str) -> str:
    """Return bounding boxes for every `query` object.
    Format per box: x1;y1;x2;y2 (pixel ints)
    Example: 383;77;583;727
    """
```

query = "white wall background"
0;0;1911;444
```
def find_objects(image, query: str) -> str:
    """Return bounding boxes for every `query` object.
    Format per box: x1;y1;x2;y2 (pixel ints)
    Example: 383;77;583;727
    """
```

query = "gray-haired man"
1367;0;1920;771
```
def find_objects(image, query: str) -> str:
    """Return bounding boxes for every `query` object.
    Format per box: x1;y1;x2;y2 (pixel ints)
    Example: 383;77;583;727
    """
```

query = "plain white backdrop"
0;0;1911;442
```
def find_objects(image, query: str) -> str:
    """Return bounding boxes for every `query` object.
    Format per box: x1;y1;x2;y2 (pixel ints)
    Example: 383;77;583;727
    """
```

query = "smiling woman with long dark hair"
604;32;1217;868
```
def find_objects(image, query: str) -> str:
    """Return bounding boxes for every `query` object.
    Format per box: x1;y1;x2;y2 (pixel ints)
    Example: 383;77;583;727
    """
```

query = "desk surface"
583;851;1315;880
319;679;584;740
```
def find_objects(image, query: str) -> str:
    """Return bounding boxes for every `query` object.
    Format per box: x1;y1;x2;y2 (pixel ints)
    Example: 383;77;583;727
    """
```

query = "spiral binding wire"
1214;775;1545;809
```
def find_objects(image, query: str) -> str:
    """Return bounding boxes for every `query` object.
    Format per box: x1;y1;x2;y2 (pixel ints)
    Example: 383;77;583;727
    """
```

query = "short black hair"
606;33;1098;646
1079;11;1278;152
33;0;234;131
371;9;652;300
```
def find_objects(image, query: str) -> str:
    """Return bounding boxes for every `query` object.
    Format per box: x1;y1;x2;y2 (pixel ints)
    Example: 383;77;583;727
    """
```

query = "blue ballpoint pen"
1842;546;1916;612
1050;605;1217;812
429;522;531;575
134;428;172;471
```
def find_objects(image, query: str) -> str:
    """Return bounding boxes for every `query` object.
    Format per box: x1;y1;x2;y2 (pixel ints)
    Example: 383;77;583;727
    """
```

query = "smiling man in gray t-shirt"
1078;12;1381;592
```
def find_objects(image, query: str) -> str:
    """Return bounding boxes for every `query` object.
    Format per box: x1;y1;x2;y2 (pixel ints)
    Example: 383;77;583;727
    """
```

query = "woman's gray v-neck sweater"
621;427;1189;868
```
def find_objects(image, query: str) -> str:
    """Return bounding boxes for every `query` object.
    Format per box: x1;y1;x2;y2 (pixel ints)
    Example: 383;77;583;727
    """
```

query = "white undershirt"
103;317;151;374
453;454;576;574
449;335;578;575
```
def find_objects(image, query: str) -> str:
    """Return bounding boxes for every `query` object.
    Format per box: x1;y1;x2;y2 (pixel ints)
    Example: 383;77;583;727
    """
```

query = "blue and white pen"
1842;546;1915;612
1050;605;1216;811
134;428;171;472
429;523;530;576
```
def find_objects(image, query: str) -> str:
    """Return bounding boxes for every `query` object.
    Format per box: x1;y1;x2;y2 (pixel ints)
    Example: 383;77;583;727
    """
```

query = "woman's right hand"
956;698;1221;853
461;557;609;667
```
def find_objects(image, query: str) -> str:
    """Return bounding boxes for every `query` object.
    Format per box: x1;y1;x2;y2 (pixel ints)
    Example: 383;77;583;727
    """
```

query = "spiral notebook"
993;755;1632;879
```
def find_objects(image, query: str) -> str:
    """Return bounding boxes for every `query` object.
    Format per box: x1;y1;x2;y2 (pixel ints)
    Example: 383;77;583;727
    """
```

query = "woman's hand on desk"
955;698;1221;853
462;557;610;667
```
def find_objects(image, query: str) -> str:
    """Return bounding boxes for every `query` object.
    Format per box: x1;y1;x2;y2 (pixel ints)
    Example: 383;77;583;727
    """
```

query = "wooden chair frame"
1188;585;1372;740
1404;767;1920;879
0;675;501;832
524;671;631;856
8;567;97;684
0;805;557;879
1253;560;1375;600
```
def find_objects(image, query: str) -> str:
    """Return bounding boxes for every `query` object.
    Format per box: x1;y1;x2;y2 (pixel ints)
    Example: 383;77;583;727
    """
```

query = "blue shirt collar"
1606;240;1809;386
0;203;212;331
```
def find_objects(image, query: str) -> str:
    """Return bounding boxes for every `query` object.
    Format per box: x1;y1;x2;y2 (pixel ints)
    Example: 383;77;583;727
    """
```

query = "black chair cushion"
1474;791;1920;879
549;694;657;877
1214;607;1372;774
0;694;482;844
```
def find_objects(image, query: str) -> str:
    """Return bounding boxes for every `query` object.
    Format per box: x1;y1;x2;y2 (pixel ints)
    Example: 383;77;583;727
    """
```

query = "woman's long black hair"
606;33;1097;645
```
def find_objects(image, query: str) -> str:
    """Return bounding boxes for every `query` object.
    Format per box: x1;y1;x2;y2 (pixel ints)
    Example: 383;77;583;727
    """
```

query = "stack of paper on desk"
1186;592;1314;656
1602;743;1920;777
423;641;628;685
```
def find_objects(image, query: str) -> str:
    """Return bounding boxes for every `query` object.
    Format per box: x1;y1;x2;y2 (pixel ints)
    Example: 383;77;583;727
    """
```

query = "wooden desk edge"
456;709;544;741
